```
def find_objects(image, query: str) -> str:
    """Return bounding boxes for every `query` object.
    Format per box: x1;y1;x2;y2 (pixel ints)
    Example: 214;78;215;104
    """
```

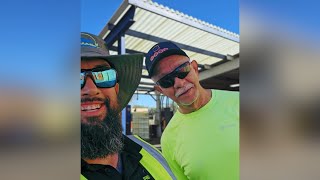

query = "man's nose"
173;76;185;88
81;77;99;96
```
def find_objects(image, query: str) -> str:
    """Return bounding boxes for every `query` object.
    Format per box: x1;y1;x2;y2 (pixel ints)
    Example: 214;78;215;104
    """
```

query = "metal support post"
155;90;162;137
118;33;126;54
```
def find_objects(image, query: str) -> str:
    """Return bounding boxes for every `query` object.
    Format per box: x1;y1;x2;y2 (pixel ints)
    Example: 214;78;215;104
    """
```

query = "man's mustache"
81;97;105;103
81;97;113;112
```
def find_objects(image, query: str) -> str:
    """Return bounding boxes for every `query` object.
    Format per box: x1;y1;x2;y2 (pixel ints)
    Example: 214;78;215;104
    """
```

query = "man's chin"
81;115;105;125
178;89;200;106
179;94;197;104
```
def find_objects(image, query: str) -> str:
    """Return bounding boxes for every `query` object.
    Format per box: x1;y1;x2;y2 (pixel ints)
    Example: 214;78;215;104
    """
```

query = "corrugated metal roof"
99;0;239;94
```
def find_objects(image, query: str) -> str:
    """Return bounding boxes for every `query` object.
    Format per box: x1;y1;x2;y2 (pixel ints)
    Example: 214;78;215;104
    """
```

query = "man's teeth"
81;104;101;111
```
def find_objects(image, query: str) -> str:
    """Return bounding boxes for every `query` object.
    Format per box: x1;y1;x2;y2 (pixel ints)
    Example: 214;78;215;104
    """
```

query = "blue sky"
81;0;239;107
81;0;239;35
0;0;80;98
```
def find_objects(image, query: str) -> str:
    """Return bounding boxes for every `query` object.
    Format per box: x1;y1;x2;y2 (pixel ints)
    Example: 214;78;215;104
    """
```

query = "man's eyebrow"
81;64;111;71
94;64;110;68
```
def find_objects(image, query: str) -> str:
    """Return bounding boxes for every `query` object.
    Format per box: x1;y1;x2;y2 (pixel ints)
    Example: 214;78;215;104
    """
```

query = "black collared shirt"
81;135;155;180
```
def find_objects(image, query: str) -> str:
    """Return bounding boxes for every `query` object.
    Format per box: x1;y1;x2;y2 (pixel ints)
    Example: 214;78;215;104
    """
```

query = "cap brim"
82;53;143;111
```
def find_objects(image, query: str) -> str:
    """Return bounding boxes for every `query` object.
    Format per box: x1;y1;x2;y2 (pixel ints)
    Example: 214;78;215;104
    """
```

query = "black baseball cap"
145;41;189;77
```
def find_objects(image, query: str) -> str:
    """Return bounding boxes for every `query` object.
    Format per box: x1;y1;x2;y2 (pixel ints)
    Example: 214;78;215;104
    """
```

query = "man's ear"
115;83;120;95
154;85;163;94
191;60;199;75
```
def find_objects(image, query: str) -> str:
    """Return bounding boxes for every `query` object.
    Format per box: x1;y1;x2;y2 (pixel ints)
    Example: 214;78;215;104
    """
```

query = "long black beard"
81;99;124;160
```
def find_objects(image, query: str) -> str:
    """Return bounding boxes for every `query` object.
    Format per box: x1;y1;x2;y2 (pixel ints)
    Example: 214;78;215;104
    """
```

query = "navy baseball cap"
145;41;189;77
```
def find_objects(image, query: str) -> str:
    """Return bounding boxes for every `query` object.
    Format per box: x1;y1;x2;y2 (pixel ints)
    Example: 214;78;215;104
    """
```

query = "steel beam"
137;86;154;91
199;57;239;81
139;81;155;86
126;29;226;59
104;6;136;48
109;45;143;55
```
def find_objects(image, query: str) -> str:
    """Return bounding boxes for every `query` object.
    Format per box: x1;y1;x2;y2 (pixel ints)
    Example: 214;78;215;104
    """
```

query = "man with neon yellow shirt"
145;41;239;179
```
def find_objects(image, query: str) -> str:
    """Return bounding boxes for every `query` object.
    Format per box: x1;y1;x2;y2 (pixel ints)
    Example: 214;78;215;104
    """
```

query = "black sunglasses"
156;62;191;88
81;66;117;89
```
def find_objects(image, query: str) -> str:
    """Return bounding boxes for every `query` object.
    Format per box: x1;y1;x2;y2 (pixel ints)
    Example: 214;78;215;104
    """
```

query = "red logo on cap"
150;48;168;61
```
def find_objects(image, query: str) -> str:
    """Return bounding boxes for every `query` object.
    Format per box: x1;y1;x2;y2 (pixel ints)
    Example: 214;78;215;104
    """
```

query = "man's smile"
81;103;102;111
81;102;107;121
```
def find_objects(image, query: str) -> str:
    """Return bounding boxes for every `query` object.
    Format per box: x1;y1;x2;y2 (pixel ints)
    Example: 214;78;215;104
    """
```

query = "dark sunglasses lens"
158;78;174;88
176;71;189;79
92;69;117;88
177;63;191;73
157;62;191;88
159;72;188;88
